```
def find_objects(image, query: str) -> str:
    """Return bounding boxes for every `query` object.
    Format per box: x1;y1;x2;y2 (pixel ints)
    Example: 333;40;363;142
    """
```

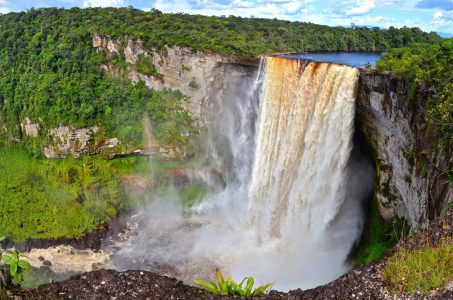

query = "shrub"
194;268;272;297
1;250;32;286
188;79;199;90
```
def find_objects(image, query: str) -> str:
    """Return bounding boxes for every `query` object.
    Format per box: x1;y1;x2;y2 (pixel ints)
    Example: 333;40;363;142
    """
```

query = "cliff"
356;72;452;228
92;33;258;126
1;36;257;160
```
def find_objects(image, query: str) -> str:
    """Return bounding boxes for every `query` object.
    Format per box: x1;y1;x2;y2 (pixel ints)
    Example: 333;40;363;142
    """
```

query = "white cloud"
83;0;125;8
233;0;254;8
345;0;376;16
431;10;453;29
366;15;386;23
0;0;10;14
258;3;280;15
281;0;305;14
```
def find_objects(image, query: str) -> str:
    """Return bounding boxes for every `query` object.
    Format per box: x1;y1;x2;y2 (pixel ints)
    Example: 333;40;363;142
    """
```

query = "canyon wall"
356;72;452;228
92;33;258;126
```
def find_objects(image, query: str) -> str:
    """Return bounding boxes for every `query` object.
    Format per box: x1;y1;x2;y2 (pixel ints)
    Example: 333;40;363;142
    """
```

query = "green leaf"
252;283;273;296
227;278;245;296
215;268;224;287
238;277;247;288
11;250;19;263
18;260;32;270
244;277;254;296
194;279;218;294
220;281;229;295
10;263;18;276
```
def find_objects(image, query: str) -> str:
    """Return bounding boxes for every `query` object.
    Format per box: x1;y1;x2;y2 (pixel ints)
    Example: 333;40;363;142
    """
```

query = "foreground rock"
24;270;213;300
19;264;452;300
18;210;452;299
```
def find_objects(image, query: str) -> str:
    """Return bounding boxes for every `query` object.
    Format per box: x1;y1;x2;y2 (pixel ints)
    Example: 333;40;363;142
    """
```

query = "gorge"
109;56;373;291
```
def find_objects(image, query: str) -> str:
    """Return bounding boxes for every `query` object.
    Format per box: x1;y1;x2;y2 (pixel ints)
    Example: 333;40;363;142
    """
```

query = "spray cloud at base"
112;57;375;291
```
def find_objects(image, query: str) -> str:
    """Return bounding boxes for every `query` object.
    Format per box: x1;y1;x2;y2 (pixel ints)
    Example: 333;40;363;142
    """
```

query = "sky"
0;1;452;34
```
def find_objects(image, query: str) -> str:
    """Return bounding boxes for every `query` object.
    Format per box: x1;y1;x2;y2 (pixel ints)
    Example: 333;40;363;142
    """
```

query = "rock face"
44;125;100;159
356;72;452;228
93;33;258;126
21;117;40;137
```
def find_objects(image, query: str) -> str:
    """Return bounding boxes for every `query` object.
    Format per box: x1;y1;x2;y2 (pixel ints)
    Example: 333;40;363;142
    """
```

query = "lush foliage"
32;7;442;55
353;200;409;266
0;142;199;242
1;250;32;286
376;39;453;144
0;6;444;245
384;239;453;295
194;268;272;297
0;8;194;152
0;7;441;151
0;144;125;242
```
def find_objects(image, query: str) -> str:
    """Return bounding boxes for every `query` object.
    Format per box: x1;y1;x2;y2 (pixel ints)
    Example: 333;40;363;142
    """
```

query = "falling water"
249;57;359;240
113;56;373;291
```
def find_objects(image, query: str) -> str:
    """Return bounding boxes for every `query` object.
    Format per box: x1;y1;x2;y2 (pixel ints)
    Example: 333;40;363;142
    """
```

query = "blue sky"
1;1;452;34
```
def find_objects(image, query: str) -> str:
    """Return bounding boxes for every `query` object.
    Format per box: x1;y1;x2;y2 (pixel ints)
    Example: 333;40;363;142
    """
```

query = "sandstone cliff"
92;33;258;126
356;72;452;228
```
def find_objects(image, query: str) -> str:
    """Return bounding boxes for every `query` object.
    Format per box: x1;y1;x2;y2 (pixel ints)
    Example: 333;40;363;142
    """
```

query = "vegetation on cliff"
376;38;453;146
352;200;409;266
0;7;441;153
0;143;196;242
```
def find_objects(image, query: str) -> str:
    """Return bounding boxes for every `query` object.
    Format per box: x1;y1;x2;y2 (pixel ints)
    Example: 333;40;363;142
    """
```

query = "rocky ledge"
12;209;452;300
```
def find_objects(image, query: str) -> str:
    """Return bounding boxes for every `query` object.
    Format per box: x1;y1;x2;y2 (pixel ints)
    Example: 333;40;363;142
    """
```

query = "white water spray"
113;57;373;291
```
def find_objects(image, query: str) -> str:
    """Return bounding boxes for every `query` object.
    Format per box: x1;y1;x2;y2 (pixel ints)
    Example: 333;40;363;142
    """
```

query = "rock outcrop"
44;125;100;159
21;117;40;137
4;39;450;228
356;72;452;228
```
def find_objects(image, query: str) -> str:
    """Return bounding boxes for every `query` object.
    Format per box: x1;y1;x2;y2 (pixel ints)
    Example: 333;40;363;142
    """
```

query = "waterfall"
113;56;371;292
249;57;359;241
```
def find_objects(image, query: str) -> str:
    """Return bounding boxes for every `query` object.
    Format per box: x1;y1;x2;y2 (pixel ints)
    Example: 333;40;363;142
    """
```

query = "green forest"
0;9;197;153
